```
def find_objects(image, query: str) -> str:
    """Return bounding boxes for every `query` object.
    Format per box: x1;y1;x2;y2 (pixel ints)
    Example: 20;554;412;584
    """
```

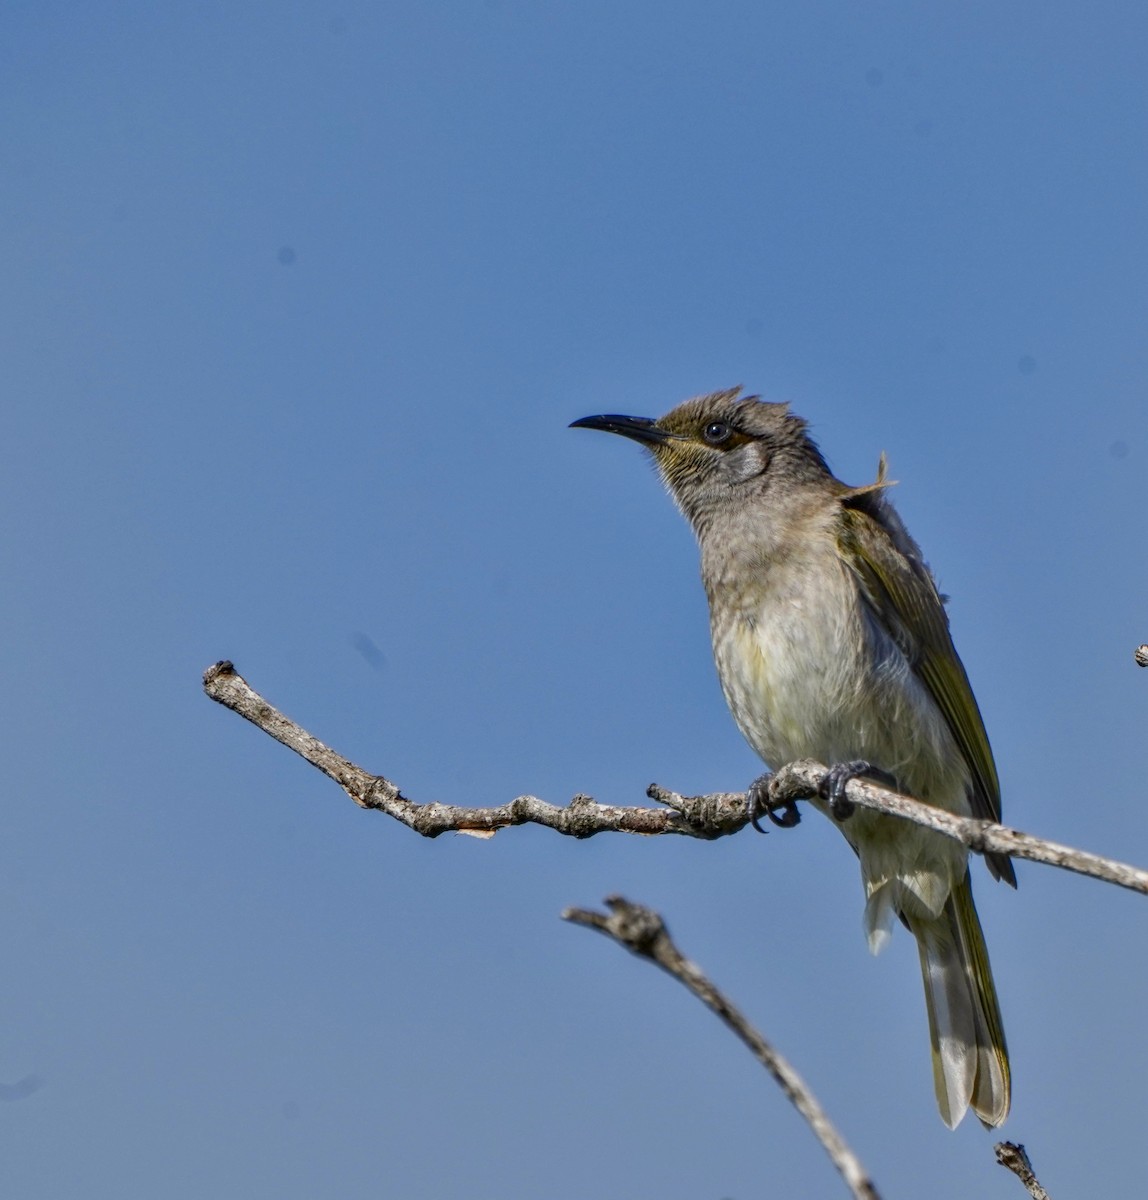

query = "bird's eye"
702;421;733;446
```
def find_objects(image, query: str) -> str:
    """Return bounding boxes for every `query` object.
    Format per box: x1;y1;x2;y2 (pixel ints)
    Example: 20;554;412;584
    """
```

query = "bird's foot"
819;761;897;822
747;773;801;832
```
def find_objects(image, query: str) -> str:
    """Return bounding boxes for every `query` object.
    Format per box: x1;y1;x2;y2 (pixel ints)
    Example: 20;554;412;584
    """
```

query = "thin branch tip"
203;659;235;687
994;1142;1051;1199
562;896;669;959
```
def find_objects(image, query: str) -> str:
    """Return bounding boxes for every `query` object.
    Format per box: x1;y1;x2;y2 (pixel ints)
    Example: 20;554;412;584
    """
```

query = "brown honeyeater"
571;387;1014;1129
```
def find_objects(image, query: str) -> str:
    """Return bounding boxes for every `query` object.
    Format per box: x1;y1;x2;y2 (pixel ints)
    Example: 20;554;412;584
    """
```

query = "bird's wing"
836;493;1015;886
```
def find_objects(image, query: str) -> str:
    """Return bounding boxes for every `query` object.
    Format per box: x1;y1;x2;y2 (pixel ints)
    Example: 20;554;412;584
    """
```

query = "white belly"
711;557;963;804
708;554;971;944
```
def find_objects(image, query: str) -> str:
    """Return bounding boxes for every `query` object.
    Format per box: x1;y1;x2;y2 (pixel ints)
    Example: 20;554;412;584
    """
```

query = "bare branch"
761;762;1148;896
204;661;1148;895
994;1142;1052;1199
564;896;881;1200
203;661;746;838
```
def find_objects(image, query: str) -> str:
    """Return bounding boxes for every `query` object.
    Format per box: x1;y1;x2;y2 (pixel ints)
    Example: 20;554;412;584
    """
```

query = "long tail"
909;871;1010;1128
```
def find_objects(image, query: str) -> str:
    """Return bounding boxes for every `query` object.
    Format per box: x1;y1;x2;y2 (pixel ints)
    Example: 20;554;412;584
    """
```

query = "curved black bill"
569;413;675;446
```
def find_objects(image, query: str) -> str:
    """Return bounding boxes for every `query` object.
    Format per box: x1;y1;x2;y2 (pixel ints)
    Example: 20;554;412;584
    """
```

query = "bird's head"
571;386;831;528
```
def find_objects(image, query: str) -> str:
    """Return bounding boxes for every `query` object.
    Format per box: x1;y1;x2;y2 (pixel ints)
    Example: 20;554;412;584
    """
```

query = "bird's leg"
747;773;801;832
819;761;898;821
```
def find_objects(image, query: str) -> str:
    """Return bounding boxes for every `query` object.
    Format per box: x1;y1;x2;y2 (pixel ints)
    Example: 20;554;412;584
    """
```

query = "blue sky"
3;2;1146;1196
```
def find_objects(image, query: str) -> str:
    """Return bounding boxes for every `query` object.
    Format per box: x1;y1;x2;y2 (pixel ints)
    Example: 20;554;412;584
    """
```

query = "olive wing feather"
837;494;1016;887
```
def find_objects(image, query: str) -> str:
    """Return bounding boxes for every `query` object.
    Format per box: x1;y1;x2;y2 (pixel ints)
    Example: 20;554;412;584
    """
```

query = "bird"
571;386;1014;1129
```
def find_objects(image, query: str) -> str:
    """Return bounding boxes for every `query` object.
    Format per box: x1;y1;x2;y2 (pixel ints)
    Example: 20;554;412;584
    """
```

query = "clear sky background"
3;3;1146;1197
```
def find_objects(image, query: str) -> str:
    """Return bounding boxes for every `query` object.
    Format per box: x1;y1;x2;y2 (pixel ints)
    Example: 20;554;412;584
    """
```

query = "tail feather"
910;872;1010;1128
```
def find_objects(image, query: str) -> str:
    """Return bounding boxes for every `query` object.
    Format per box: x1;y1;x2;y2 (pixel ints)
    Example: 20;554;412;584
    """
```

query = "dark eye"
702;420;733;446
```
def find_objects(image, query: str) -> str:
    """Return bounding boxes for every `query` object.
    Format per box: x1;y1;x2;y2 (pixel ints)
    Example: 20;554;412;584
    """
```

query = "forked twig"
564;896;880;1200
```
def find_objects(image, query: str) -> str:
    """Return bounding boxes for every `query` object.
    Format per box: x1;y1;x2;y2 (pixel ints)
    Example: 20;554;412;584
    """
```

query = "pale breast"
709;549;967;810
